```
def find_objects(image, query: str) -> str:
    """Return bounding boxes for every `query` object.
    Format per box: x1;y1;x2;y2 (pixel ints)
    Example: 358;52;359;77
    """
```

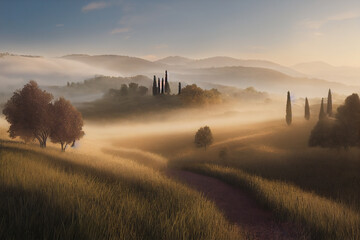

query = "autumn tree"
50;97;84;151
180;84;221;106
194;126;213;150
286;91;292;125
305;97;310;120
2;81;53;147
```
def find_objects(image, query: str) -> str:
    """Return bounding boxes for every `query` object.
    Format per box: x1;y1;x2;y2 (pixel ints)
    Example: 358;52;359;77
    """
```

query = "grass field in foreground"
0;140;242;240
185;164;360;240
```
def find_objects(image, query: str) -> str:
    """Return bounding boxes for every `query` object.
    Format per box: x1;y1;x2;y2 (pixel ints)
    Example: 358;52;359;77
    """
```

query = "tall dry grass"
0;140;242;240
186;164;360;240
173;119;360;239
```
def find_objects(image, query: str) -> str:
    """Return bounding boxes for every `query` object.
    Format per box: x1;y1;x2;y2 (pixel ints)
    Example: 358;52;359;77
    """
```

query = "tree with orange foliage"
2;81;53;147
180;84;221;106
50;97;84;151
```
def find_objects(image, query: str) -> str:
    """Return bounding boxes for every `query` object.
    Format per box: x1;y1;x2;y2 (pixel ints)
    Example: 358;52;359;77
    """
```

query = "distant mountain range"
63;54;165;75
61;54;359;96
0;52;359;98
156;56;305;77
292;61;360;86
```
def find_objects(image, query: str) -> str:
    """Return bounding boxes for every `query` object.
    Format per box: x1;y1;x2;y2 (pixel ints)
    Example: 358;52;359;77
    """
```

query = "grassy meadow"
0;128;243;240
2;103;360;239
154;118;360;239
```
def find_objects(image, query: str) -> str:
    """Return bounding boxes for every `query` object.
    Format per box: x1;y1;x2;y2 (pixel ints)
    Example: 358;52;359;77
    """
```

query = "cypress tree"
319;98;326;120
161;78;165;94
286;91;292;125
152;75;157;96
305;97;310;120
165;70;170;94
327;89;333;116
157;78;161;94
178;82;181;95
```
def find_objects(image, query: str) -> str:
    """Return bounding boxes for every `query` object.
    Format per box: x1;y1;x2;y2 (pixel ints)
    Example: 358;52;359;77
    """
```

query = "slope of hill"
155;56;193;66
0;54;118;89
156;56;304;78
63;54;165;75
0;135;241;239
292;61;360;86
46;75;152;103
174;66;358;97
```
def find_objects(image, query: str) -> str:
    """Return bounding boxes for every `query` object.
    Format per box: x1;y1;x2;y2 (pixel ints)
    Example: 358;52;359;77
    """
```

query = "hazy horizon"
2;0;360;66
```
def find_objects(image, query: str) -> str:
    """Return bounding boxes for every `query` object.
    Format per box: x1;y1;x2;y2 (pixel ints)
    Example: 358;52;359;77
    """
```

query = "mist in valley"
3;1;360;239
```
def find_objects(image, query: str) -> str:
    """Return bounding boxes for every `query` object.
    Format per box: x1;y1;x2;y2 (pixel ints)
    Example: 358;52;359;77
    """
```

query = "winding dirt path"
168;169;306;240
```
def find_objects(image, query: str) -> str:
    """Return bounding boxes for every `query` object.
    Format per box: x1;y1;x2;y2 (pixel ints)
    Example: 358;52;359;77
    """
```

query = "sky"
1;0;360;66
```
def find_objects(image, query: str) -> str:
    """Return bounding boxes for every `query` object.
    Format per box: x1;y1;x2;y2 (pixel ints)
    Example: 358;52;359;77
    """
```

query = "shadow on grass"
0;143;170;201
0;185;87;240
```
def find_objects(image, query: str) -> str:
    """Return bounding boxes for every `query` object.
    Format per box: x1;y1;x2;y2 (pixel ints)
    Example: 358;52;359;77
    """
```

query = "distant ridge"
292;61;360;86
156;55;305;77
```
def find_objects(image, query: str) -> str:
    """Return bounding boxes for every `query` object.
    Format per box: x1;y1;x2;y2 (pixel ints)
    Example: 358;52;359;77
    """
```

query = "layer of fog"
0;55;120;90
1;53;358;107
83;99;302;141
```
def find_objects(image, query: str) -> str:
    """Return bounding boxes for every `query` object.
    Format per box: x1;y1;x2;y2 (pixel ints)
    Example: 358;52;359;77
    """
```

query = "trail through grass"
184;163;360;240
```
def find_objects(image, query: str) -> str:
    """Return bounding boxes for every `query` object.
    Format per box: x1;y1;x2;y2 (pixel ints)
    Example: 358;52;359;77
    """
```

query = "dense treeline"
309;92;360;149
105;83;148;98
180;84;222;106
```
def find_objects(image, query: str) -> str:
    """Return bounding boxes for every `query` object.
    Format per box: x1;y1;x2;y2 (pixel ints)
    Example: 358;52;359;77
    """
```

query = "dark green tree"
194;126;213;150
309;118;339;148
305;97;310;120
327;89;333;116
178;82;181;95
286;91;292;125
152;75;157;96
165;71;170;94
161;78;165;94
119;84;128;96
157;78;161;94
128;83;139;94
335;93;360;147
319;98;326;120
138;86;148;96
309;93;360;149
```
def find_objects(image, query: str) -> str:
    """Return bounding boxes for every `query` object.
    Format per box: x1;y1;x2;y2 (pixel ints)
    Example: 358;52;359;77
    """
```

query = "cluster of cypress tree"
285;89;332;125
152;70;171;96
308;91;360;149
152;70;183;96
318;89;332;120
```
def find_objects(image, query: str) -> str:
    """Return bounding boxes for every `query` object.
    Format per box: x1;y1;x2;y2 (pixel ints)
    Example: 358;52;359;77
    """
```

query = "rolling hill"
156;56;305;77
292;61;360;86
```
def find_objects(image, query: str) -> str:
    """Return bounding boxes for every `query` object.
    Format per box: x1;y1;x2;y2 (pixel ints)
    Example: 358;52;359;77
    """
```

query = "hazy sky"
1;0;360;66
